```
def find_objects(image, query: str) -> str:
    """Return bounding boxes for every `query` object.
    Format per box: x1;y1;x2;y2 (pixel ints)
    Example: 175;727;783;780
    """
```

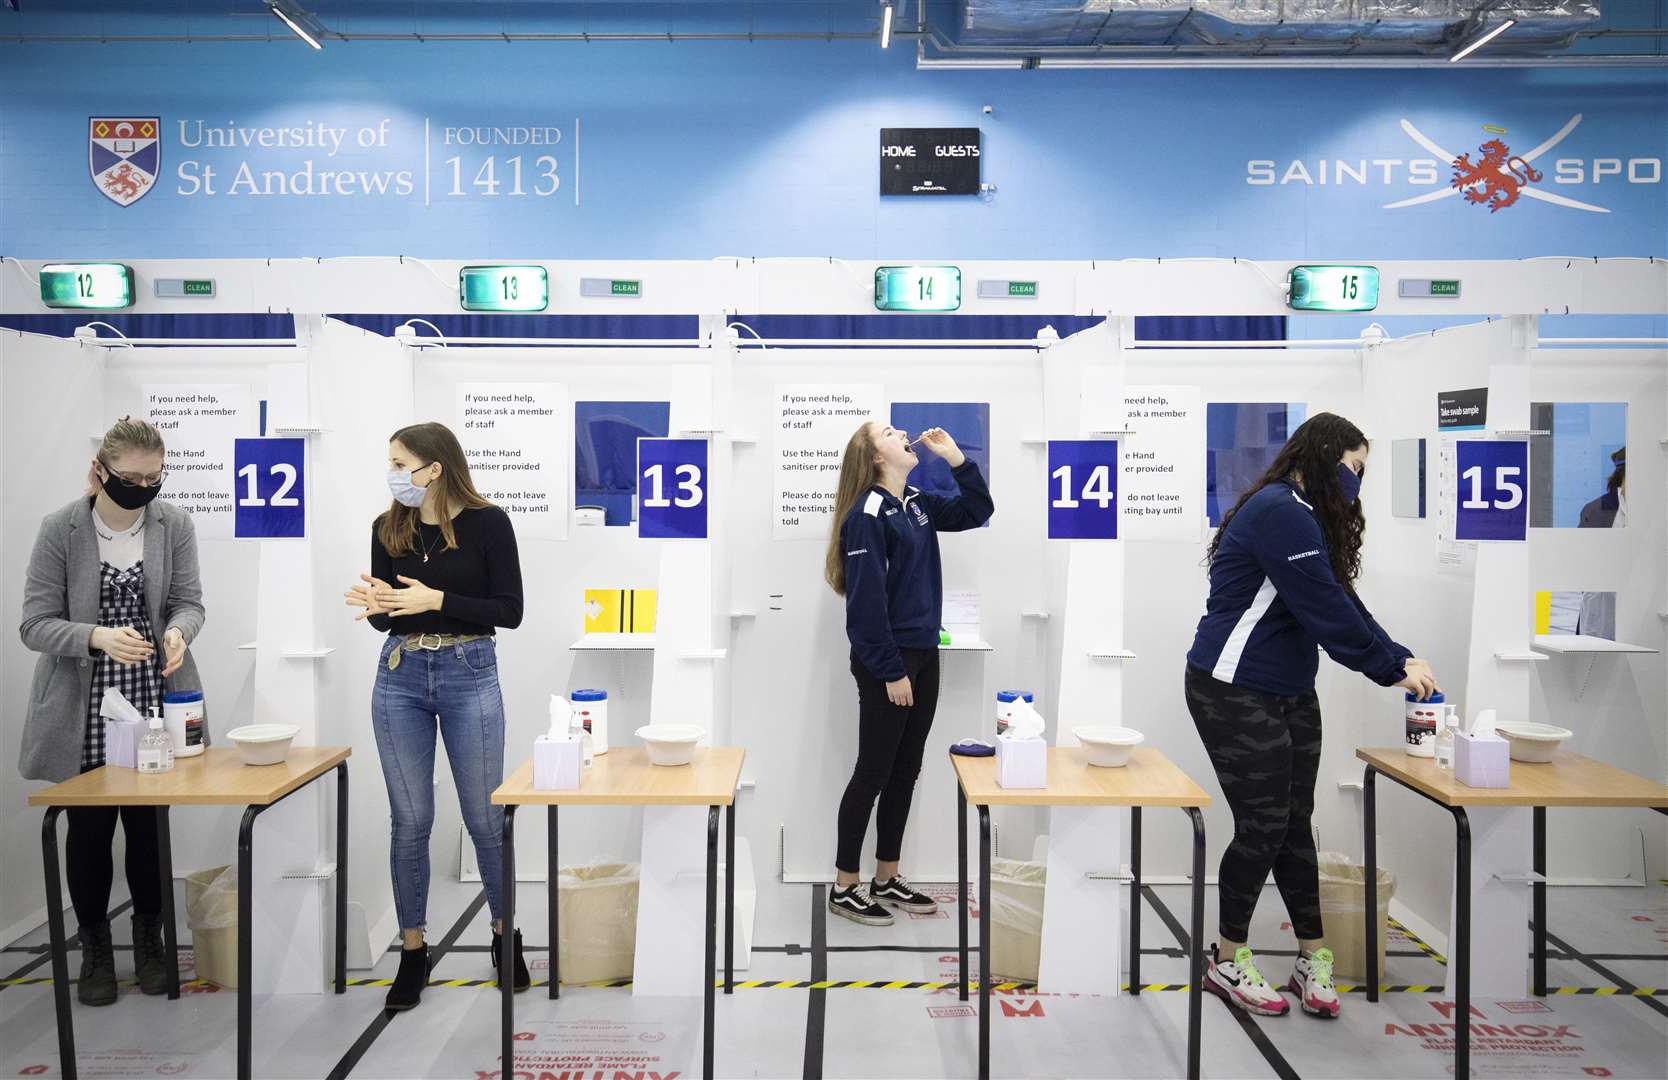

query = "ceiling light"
881;4;893;49
269;1;325;50
1450;19;1515;62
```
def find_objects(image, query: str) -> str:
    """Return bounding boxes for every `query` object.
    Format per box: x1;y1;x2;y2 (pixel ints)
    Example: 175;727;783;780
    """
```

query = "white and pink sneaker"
1204;944;1291;1017
1288;947;1341;1018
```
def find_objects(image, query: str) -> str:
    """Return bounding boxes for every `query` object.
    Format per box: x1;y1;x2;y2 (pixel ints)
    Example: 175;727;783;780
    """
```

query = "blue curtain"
327;313;697;340
728;314;1105;345
1135;316;1285;343
0;313;294;339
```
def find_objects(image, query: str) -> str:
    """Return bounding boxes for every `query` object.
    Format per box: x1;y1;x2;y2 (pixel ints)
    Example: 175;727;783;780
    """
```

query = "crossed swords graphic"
1384;113;1609;214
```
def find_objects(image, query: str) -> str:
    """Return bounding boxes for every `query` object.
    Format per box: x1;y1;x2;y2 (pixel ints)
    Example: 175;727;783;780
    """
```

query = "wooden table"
28;747;351;1080
950;746;1212;1080
1357;747;1668;1080
491;747;745;1080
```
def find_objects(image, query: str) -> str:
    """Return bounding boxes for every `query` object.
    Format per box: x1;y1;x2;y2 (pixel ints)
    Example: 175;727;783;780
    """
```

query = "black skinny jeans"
835;646;942;875
66;805;163;929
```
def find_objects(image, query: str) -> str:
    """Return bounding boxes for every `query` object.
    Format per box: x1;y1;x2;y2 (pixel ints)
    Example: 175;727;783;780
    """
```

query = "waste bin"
1317;851;1395;983
556;862;639;984
184;865;238;989
988;857;1046;983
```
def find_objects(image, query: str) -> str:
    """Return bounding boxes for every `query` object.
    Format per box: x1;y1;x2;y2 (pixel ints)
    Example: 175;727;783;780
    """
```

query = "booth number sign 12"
1454;439;1528;542
1047;440;1119;540
638;438;708;540
234;438;307;540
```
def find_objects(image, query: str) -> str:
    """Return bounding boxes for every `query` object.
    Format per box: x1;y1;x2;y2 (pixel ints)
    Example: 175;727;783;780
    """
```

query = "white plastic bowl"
225;724;300;766
1493;721;1573;763
1072;725;1145;768
636;723;704;766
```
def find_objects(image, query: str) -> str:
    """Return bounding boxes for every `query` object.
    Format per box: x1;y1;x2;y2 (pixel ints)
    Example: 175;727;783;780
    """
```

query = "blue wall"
2;41;1664;259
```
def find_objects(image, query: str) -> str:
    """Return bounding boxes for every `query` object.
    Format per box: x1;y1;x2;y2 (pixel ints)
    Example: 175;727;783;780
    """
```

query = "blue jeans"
371;635;507;930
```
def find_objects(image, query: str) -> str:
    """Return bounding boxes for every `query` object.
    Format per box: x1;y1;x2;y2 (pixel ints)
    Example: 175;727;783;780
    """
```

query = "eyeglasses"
99;459;167;488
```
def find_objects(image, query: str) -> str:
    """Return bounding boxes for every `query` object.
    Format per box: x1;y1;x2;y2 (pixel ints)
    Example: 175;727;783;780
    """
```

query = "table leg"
155;806;180;999
547;805;559;1000
237;805;265;1080
957;783;968;1003
502;805;517;1079
1185;807;1205;1080
979;806;991;1080
1533;805;1546;998
725;800;735;995
1453;807;1471;1080
1129;805;1142;995
335;763;348;995
42;807;76;1080
1364;765;1379;1002
705;805;719;1080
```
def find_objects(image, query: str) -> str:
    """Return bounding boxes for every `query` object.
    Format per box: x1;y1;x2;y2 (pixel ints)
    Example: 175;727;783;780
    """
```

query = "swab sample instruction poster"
1121;385;1204;541
143;383;252;540
457;382;568;541
774;384;883;540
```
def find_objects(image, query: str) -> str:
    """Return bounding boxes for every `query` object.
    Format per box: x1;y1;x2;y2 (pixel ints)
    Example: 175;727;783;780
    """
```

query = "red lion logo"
102;162;149;200
1451;138;1542;212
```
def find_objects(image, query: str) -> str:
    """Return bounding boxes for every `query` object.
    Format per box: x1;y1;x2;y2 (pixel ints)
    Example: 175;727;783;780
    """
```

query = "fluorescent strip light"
881;4;893;49
270;2;323;50
1450;19;1515;62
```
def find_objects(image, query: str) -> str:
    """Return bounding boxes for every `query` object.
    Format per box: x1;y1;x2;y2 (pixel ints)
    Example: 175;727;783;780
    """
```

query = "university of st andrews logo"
89;117;160;207
1452;138;1543;212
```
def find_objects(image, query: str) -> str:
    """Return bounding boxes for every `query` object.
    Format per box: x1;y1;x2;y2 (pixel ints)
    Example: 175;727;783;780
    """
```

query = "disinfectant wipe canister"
162;690;206;757
995;690;1034;736
571;689;609;754
1405;690;1445;757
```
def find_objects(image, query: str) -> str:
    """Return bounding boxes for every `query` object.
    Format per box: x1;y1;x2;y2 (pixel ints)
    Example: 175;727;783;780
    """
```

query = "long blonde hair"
825;422;882;596
375;422;492;556
86;416;166;495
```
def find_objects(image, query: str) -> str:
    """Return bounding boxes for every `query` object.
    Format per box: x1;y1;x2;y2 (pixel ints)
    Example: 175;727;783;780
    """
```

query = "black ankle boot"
77;923;117;1006
132;913;170;996
384;944;430;1011
491;928;530;992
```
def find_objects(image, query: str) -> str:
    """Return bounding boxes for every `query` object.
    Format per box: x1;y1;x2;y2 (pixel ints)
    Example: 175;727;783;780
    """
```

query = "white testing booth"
2;256;1664;1071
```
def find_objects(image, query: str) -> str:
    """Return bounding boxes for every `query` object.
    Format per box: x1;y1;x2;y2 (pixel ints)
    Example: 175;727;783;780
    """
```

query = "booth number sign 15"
1047;440;1119;540
1454;439;1529;542
638;438;709;540
234;438;307;540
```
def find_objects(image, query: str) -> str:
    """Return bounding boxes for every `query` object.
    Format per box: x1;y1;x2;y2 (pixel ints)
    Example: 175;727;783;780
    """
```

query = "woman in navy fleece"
822;421;994;927
1186;412;1439;1021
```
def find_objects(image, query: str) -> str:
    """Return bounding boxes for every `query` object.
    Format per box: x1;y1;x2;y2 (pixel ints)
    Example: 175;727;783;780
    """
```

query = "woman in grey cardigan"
19;418;205;1007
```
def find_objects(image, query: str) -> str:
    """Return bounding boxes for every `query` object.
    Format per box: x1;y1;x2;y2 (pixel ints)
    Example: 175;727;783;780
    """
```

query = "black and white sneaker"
871;875;939;915
828;884;895;926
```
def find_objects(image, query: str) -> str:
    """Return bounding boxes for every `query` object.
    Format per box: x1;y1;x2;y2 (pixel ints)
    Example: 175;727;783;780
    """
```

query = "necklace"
418;524;443;563
93;508;145;542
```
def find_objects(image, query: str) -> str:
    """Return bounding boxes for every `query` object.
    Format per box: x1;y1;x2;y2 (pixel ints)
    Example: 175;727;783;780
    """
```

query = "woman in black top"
345;422;525;1012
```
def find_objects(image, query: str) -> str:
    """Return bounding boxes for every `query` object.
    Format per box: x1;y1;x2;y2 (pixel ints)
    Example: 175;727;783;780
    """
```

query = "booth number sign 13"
638;438;708;540
233;438;307;540
1047;440;1119;540
1454;439;1528;542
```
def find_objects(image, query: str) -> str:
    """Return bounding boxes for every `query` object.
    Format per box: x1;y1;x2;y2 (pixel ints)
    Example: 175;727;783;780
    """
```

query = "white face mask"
387;467;430;508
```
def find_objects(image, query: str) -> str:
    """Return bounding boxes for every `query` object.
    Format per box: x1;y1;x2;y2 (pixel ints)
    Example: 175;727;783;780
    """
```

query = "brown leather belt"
387;632;492;670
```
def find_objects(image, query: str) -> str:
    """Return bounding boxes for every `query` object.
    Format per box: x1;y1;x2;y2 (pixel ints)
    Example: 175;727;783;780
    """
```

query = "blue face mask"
387;467;430;508
1337;462;1362;503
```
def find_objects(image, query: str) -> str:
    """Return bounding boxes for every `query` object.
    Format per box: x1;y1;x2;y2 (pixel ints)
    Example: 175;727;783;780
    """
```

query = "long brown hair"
825;422;882;596
86;416;166;495
375;422;492;556
1205;412;1370;588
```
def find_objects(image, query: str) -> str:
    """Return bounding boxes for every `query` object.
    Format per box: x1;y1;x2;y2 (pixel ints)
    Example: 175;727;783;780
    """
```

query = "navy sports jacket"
841;461;994;682
1187;479;1409;696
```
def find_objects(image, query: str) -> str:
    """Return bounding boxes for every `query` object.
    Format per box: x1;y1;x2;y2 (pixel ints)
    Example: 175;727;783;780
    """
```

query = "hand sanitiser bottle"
1434;707;1457;771
138;708;175;774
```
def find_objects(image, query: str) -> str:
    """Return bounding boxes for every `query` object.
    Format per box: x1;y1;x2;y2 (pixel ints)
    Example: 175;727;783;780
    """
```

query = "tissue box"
996;734;1047;789
102;720;140;769
533;735;583;791
1455;730;1510;789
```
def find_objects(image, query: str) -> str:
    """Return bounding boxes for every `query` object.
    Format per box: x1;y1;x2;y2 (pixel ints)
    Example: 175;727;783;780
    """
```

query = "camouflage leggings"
1184;665;1325;943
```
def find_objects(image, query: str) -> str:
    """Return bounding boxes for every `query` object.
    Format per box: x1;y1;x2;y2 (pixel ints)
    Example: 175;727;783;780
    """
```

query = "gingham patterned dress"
81;561;163;771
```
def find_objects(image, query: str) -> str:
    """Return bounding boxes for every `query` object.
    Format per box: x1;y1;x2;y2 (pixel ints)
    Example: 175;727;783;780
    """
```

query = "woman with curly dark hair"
1185;412;1439;1021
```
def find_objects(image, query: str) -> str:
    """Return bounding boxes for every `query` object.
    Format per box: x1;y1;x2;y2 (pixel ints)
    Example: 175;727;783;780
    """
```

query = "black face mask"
100;468;164;511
